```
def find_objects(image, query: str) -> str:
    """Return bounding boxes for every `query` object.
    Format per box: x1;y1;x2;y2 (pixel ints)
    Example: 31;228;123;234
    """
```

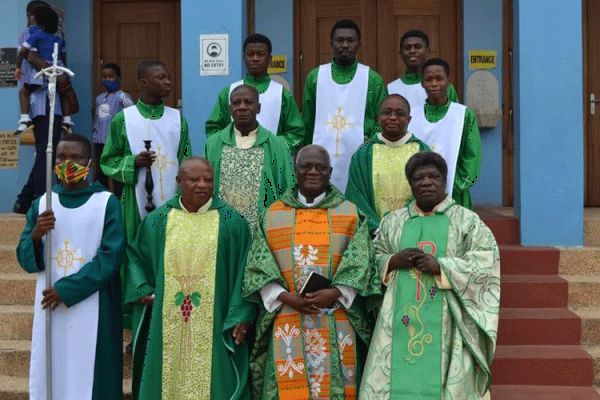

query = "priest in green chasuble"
387;30;459;111
302;19;387;192
346;94;430;233
126;157;254;400
243;145;381;400
205;84;294;231
408;58;481;209
205;33;305;153
100;60;191;328
17;134;124;400
359;152;499;400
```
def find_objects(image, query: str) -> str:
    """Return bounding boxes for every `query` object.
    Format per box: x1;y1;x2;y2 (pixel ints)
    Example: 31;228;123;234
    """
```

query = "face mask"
102;79;120;93
54;159;91;184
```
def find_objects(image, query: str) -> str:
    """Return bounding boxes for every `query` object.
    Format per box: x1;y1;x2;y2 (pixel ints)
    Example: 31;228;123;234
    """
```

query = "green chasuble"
302;60;388;144
125;196;255;400
345;134;430;233
243;186;381;400
205;74;305;153
400;72;459;103
424;99;481;209
205;123;294;229
100;99;191;328
17;182;125;400
359;197;500;400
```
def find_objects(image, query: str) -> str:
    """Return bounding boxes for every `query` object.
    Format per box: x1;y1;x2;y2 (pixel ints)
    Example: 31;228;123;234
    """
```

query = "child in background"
92;63;134;190
15;5;78;134
14;1;47;134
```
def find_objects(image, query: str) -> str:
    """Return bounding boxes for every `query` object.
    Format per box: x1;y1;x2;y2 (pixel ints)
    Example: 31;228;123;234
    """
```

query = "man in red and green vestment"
243;145;381;399
359;152;499;400
346;94;430;233
205;33;305;153
126;157;254;400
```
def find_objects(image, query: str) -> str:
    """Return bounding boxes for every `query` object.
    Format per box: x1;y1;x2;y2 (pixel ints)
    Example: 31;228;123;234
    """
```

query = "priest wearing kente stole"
407;58;481;209
243;145;381;399
359;152;499;400
346;94;429;233
126;157;254;400
17;134;124;400
302;19;387;192
101;60;190;328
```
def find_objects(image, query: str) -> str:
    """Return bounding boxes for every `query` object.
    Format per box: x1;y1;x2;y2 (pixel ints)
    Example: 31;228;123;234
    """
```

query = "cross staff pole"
33;42;75;400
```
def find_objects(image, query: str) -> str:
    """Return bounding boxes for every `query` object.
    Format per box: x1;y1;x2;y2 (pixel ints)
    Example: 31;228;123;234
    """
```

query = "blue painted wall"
181;0;247;155
463;0;503;206
0;0;93;212
254;0;295;89
513;0;583;246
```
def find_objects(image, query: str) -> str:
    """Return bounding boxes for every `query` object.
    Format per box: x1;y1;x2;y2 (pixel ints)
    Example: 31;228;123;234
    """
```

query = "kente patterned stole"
265;200;359;399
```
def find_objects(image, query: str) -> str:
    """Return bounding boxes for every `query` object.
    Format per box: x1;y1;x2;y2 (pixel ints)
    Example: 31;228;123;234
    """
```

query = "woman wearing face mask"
92;63;134;193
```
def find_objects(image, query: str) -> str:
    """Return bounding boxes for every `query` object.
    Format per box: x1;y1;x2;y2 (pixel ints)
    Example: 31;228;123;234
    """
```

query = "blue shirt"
24;31;65;62
92;90;135;143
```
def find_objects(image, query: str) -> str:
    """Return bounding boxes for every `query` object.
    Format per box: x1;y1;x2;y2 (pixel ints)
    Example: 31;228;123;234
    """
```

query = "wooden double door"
295;0;462;102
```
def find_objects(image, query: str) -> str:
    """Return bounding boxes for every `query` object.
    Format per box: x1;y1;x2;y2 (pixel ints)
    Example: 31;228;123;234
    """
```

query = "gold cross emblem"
325;107;354;158
51;240;85;277
154;143;175;201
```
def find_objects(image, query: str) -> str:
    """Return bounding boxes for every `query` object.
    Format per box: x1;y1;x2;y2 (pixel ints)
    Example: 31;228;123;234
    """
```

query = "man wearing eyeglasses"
346;94;430;233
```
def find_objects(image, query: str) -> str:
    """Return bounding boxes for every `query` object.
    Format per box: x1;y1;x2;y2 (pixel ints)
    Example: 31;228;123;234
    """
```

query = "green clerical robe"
205;74;305;153
243;186;381;399
302;60;388;143
359;197;499;400
400;72;459;102
345;133;430;233
205;123;294;229
17;182;124;400
423;99;481;209
125;196;254;400
100;99;191;327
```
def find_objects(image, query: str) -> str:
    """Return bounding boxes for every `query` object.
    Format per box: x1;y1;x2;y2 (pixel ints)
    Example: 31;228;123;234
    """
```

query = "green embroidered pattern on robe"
162;209;220;399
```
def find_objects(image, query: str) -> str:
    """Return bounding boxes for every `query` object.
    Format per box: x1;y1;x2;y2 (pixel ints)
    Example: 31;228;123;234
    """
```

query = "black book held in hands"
299;271;332;295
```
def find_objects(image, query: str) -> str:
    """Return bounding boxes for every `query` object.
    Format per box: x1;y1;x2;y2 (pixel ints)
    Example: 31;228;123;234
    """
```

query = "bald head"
177;157;214;212
296;145;331;168
178;156;212;177
379;94;410;115
230;84;259;103
295;145;332;200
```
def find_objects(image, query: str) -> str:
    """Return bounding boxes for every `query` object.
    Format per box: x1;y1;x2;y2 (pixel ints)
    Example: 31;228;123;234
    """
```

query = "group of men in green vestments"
17;16;499;400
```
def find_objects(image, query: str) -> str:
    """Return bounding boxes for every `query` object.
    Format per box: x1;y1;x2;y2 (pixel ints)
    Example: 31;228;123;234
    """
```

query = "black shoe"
12;201;28;215
126;342;133;354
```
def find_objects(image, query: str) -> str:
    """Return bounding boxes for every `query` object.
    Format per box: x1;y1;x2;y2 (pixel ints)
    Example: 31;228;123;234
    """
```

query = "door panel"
585;0;600;205
94;0;181;107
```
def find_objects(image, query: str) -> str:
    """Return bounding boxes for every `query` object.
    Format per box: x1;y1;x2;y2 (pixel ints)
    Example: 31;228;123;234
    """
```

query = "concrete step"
0;306;32;340
492;345;595;386
480;215;520;245
574;308;600;346
501;275;568;308
563;275;600;309
0;245;21;274
586;345;600;387
491;385;600;400
584;212;600;247
559;247;600;276
0;375;132;400
498;308;581;345
0;215;25;246
500;245;559;275
0;274;35;306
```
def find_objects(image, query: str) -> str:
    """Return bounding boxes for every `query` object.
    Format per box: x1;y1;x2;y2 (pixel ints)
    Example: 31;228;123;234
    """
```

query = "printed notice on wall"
0;48;17;88
0;132;19;169
200;34;229;76
468;50;497;70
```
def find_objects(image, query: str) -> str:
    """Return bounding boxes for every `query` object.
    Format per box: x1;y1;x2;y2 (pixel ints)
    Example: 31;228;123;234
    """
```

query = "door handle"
591;93;600;115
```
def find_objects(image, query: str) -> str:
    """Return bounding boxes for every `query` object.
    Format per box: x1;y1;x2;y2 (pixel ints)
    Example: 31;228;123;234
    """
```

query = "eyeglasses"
295;163;329;173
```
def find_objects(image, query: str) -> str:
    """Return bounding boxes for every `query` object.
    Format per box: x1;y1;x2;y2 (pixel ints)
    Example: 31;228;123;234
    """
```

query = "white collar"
377;132;413;147
297;191;327;207
179;197;213;214
233;126;259;149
